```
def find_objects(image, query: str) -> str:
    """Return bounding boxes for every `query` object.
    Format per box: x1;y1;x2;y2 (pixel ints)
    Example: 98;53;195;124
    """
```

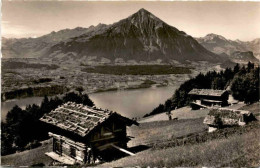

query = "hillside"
103;122;260;167
2;102;259;167
230;51;259;64
196;34;260;61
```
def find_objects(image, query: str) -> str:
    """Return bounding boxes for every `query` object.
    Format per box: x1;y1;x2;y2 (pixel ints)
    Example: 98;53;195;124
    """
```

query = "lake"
1;86;178;120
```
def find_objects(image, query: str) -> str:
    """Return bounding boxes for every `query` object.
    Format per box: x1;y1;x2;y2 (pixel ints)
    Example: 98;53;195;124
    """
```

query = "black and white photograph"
1;1;260;167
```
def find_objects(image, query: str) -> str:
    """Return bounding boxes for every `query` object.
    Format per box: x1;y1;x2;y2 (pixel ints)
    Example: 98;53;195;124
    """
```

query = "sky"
2;1;260;41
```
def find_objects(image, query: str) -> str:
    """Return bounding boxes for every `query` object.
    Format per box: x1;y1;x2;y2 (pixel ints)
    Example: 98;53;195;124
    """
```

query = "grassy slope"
239;102;260;119
140;106;209;123
1;140;53;167
0;118;207;167
2;102;259;167
104;124;260;167
128;118;207;147
103;102;260;167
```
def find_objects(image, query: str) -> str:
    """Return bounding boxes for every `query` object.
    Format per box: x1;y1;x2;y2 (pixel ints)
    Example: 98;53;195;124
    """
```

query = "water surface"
1;86;178;120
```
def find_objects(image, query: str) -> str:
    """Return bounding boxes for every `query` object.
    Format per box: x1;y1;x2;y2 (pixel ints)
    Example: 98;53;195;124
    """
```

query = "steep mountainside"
2;24;108;58
47;9;224;63
196;34;260;61
244;38;260;60
230;51;259;63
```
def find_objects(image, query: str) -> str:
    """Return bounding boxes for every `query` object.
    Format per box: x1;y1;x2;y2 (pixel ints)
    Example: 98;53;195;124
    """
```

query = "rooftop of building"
188;89;228;97
40;102;138;137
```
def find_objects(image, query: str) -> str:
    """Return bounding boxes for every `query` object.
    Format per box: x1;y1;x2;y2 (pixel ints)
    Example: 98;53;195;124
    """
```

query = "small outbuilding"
188;89;229;110
40;102;138;165
203;108;256;132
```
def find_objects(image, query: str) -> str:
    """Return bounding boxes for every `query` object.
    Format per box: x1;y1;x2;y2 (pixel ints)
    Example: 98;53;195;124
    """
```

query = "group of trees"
145;62;259;117
1;92;94;156
231;62;259;104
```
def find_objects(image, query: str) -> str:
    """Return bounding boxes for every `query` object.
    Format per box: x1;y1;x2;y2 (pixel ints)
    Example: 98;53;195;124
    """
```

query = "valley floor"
2;58;220;101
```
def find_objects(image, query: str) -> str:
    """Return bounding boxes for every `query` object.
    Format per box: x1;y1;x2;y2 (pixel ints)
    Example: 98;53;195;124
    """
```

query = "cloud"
1;20;46;38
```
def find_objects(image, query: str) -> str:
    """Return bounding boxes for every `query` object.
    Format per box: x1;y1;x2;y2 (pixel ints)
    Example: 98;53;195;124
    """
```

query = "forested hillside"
145;62;259;117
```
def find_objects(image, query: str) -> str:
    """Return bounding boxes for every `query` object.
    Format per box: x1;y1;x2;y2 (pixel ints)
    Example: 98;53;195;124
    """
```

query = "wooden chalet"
188;89;229;110
40;102;138;165
203;108;255;132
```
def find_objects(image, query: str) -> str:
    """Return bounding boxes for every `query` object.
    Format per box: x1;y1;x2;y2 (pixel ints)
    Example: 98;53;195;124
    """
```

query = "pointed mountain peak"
137;8;150;14
135;8;155;17
128;8;162;24
204;33;227;41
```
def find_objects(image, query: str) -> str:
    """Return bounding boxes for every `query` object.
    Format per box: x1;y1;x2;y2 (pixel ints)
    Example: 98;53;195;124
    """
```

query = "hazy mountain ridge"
3;9;236;65
196;34;260;61
2;24;108;58
47;8;224;63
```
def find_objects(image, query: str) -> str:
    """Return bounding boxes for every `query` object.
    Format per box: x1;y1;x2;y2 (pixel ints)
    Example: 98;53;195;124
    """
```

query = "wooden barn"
188;89;229;110
203;108;256;132
40;102;138;165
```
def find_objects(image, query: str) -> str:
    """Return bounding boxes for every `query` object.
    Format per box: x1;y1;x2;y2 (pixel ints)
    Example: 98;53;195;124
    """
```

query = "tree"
233;63;240;74
6;105;25;125
63;92;82;104
247;62;254;72
82;94;94;107
1;122;15;155
75;87;84;94
164;99;172;111
231;66;259;104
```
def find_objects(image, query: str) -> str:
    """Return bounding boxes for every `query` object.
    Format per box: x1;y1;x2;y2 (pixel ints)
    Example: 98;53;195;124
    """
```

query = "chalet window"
101;127;113;137
70;146;76;158
93;132;100;139
53;139;62;155
114;121;124;131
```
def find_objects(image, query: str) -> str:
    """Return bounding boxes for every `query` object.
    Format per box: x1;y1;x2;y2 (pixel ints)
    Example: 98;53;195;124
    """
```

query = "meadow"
1;140;53;167
128;118;207;147
104;122;260;167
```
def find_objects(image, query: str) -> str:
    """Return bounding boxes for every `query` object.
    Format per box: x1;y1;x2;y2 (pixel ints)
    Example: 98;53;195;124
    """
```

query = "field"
102;103;260;167
1;140;53;167
103;123;260;167
82;65;192;75
128;118;207;147
2;61;59;70
239;102;260;119
139;106;209;123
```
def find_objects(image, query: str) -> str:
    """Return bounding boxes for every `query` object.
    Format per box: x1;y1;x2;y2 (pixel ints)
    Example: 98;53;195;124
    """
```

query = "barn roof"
188;89;227;97
203;108;252;126
40;102;138;137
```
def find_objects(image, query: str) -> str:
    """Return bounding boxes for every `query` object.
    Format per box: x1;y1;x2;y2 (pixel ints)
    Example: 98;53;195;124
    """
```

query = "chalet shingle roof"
188;89;227;97
203;108;252;126
40;102;138;137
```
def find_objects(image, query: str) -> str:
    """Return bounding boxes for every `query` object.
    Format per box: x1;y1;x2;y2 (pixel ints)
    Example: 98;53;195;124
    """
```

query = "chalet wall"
49;132;87;163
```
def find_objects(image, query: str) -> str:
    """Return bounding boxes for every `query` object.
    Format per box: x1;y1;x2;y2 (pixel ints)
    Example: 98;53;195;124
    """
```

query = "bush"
25;140;41;150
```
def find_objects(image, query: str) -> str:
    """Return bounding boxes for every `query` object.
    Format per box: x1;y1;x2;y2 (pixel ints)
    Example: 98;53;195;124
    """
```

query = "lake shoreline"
1;85;179;121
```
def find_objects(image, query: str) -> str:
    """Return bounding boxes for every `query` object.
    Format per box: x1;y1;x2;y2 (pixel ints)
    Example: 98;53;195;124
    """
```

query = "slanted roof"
203;108;252;126
188;89;227;97
40;102;138;137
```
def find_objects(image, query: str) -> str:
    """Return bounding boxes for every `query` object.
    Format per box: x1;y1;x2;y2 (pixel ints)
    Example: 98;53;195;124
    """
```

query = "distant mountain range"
2;24;108;58
2;9;258;65
196;34;260;63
